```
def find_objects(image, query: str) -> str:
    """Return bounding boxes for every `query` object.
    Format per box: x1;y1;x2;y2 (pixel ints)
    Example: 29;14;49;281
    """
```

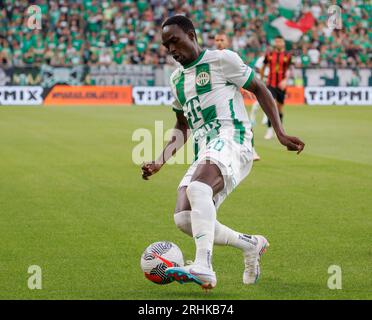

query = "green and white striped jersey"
170;49;255;146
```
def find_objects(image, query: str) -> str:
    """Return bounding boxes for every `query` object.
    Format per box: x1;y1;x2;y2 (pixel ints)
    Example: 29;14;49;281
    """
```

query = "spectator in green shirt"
0;0;370;68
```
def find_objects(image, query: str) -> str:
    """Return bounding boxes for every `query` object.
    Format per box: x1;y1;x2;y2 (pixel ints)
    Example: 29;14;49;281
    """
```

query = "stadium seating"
0;0;370;68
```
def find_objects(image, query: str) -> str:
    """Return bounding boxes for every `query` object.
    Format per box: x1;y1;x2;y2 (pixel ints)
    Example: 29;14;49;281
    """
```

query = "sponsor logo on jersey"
193;121;221;142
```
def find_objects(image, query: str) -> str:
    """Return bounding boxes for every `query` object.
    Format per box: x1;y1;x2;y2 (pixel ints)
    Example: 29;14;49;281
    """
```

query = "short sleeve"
220;49;255;90
172;99;183;113
169;70;184;113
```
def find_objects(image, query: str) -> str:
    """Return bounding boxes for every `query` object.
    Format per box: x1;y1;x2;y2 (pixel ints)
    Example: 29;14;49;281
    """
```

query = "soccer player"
261;36;292;140
141;16;304;290
214;32;261;161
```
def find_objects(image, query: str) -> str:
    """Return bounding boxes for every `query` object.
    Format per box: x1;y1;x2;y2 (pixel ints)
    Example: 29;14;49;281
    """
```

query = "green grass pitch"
0;104;371;300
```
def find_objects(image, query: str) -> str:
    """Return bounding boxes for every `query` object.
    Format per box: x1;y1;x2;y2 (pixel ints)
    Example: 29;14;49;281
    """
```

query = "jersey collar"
183;50;206;69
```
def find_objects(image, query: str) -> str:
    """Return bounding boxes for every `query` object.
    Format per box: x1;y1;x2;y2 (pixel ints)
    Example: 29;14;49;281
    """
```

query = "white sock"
174;211;256;252
266;127;273;135
214;221;257;251
186;181;216;270
262;113;268;125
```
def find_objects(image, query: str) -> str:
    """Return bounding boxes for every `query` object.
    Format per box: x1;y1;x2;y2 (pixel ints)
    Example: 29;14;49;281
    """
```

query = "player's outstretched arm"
142;112;190;180
246;76;305;154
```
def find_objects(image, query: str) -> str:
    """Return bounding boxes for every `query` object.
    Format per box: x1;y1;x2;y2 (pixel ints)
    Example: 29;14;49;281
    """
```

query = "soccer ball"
141;241;184;284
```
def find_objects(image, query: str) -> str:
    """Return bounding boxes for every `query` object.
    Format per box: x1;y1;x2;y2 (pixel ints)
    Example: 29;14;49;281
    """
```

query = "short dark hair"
275;35;284;40
215;31;228;38
162;15;196;36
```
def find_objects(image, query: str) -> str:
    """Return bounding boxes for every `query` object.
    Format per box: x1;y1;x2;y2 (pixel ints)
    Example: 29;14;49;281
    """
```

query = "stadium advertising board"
11;67;42;86
241;87;305;105
0;67;12;86
303;68;372;87
87;65;155;86
40;65;86;88
133;87;173;105
305;87;372;105
0;86;43;105
1;66;87;87
44;85;132;106
133;86;306;106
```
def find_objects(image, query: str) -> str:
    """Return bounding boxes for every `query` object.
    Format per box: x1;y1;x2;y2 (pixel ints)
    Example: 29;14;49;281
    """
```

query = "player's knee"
186;181;213;202
173;211;192;236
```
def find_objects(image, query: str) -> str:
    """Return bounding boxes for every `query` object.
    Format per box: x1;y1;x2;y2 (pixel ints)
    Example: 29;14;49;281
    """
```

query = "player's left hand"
278;134;305;154
141;161;162;180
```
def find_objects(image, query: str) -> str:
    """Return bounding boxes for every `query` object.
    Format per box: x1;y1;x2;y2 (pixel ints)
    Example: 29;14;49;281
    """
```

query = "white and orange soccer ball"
141;241;184;284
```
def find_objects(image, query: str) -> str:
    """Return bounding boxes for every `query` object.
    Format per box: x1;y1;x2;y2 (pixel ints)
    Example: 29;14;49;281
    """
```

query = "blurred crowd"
0;0;371;68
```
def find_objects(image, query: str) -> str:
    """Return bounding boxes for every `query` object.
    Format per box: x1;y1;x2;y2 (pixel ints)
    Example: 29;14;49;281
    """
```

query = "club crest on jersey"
196;71;210;87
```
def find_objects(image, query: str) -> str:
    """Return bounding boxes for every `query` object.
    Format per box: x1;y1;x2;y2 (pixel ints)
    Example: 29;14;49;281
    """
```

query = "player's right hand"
141;161;162;180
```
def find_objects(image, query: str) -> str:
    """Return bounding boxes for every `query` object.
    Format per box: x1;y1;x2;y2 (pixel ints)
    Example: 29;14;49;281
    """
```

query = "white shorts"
178;134;254;209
